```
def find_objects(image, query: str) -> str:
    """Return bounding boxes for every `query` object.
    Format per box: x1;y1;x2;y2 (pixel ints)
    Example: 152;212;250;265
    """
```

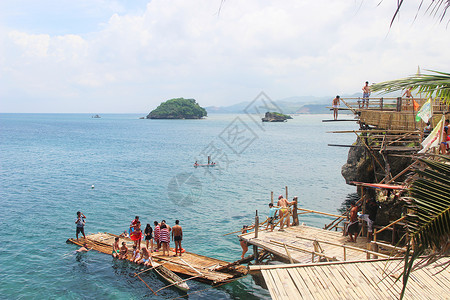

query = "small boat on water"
194;155;216;168
152;261;190;292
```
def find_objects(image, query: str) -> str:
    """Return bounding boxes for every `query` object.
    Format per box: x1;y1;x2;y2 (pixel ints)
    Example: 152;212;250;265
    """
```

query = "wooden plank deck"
67;232;246;285
258;259;450;300
239;224;395;263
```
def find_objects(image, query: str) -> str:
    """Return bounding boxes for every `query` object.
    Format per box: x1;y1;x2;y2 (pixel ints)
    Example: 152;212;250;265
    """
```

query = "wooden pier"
239;224;398;264
67;232;247;285
249;258;450;300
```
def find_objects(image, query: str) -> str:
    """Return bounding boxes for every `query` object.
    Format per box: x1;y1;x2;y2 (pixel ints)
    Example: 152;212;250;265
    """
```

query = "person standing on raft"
347;201;359;242
130;221;142;249
332;96;340;120
75;211;86;240
172;220;183;256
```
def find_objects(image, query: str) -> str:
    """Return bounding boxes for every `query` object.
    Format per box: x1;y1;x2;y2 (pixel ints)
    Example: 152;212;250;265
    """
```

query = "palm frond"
399;157;450;299
372;70;450;104
390;0;450;26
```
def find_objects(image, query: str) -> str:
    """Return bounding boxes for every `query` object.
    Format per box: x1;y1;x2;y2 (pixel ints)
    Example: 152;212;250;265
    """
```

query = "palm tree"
389;0;450;26
372;70;450;104
399;156;450;299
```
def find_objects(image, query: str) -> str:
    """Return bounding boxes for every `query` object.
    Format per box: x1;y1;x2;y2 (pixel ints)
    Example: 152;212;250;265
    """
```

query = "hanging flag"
419;115;444;153
415;99;432;122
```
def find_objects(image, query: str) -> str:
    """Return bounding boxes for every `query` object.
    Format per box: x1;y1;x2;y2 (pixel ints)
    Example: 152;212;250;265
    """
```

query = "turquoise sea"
0;113;357;299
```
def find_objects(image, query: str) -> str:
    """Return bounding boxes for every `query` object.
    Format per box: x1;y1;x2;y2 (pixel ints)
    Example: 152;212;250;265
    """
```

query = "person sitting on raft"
112;237;120;258
138;247;151;266
119;242;128;259
131;246;141;263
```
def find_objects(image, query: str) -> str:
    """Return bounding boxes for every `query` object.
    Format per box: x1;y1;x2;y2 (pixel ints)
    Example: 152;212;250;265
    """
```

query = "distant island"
262;111;292;122
147;98;207;119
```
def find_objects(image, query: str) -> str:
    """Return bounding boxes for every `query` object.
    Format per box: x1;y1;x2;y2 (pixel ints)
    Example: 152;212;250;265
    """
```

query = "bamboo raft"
67;232;247;285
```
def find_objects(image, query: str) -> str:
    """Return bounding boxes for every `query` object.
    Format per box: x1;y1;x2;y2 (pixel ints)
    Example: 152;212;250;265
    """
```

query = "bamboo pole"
376;216;407;235
134;262;169;276
283;244;294;264
285;186;288;200
271;191;273;204
294;236;390;258
180;258;203;276
154;275;201;293
135;273;158;296
297;207;345;219
268;240;335;261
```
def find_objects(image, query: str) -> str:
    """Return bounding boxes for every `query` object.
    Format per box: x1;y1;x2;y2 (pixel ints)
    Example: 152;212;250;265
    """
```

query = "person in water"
266;203;281;232
240;225;249;259
144;223;153;253
76;243;91;252
172;220;183;256
112;237;120;258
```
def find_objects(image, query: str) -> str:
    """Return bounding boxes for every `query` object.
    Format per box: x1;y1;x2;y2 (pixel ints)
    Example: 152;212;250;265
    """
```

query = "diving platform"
239;224;397;264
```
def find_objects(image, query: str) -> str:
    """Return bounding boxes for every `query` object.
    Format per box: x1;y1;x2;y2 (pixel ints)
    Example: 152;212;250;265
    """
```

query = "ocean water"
0;113;357;299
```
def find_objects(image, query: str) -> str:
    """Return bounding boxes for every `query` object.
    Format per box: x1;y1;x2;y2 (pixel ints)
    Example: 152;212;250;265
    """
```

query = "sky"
0;0;449;113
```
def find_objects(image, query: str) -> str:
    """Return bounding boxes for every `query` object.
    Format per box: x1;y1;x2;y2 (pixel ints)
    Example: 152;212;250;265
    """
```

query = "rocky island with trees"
147;98;207;119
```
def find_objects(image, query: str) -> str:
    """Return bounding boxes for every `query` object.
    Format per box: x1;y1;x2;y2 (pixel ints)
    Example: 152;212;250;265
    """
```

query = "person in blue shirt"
266;203;281;232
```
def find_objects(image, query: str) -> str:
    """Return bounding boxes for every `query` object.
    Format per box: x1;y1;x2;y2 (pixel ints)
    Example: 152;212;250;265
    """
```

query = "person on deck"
172;220;183;256
75;211;86;240
144;223;153;253
112;237;120;258
347;201;359;242
138;247;151;266
332;95;340;120
362;81;371;108
131;246;141;263
266;203;281;232
130;221;142;249
153;221;160;252
358;198;378;240
240;225;249;259
402;87;414;105
277;195;293;231
130;216;139;233
159;223;171;256
119;242;128;259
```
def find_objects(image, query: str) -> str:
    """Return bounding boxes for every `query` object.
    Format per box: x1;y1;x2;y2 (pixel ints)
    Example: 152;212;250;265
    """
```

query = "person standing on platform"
362;81;371;108
266;203;281;232
347;202;359;242
277;195;293;231
359;198;378;240
75;211;86;240
332;95;340;120
240;225;249;259
172;220;183;256
144;223;153;253
402;87;414;105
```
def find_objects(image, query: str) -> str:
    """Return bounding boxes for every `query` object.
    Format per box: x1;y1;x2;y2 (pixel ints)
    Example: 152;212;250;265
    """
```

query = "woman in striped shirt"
153;221;160;252
159;223;170;256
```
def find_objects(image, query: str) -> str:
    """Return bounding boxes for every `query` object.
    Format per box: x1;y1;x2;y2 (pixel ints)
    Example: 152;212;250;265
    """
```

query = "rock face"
261;112;292;122
341;139;374;184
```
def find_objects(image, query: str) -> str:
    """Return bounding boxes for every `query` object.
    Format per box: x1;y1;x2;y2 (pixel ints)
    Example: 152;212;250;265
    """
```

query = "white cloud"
0;0;449;112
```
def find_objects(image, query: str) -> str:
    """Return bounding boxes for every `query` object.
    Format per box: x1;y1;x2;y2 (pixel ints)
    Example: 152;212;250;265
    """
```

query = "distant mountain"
205;94;358;114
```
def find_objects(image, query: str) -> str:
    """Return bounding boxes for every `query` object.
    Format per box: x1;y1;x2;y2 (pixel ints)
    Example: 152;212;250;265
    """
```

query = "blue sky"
0;0;449;113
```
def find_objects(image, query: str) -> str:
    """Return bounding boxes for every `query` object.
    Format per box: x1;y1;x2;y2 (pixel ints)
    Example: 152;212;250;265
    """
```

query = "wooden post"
253;245;259;264
373;228;377;242
271;191;273;204
343;247;346;261
396;97;402;112
254;210;259;238
285;186;288;200
371;242;379;259
208;155;210;164
380;97;383;110
292;199;299;226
